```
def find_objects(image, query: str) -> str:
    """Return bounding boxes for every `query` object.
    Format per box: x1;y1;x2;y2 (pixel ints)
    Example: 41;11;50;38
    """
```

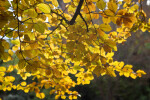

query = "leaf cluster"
0;0;149;99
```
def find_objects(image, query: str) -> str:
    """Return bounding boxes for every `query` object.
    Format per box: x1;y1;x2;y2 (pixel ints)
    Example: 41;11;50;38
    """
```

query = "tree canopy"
0;0;148;99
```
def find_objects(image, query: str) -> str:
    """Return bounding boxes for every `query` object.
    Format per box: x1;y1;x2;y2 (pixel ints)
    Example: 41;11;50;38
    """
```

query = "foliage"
0;0;149;99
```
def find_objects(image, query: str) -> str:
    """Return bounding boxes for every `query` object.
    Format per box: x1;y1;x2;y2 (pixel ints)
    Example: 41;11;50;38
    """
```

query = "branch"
46;21;62;39
69;0;84;25
16;0;31;66
51;11;69;24
51;0;84;25
79;13;89;32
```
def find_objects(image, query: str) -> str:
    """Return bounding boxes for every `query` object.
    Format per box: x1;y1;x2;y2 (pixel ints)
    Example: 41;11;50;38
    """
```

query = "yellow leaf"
100;56;107;64
130;73;136;79
6;87;12;91
1;52;9;60
136;70;146;77
110;17;117;24
34;21;47;33
63;0;71;3
88;3;96;11
73;95;77;99
7;65;14;72
23;8;38;18
129;4;139;13
37;3;51;13
108;2;118;13
12;85;17;89
118;1;122;5
2;41;9;50
96;0;106;10
21;82;27;86
0;72;5;76
124;72;130;77
24;88;29;93
11;39;20;45
99;24;112;32
23;50;33;58
69;95;72;100
93;66;102;77
61;95;66;99
104;39;117;51
18;59;26;69
45;69;53;76
124;0;131;3
124;65;133;69
12;45;19;51
0;67;6;72
119;62;124;68
55;95;60;99
102;17;111;24
97;29;108;39
5;76;15;82
36;93;45;99
92;13;99;19
8;49;13;56
38;35;47;39
104;9;115;16
29;42;39;49
52;0;59;7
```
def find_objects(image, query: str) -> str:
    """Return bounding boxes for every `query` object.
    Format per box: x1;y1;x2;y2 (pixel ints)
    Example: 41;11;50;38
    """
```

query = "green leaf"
37;3;51;13
96;0;106;10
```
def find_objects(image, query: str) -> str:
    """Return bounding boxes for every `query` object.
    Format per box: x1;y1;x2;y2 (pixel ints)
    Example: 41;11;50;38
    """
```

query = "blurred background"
0;0;150;100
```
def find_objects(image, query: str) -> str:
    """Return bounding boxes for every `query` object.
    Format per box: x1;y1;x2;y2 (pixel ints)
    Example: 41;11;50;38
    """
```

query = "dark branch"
52;0;84;25
79;13;89;32
69;0;84;25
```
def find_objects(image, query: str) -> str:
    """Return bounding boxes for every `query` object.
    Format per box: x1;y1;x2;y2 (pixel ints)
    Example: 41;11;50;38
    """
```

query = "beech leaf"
37;3;51;13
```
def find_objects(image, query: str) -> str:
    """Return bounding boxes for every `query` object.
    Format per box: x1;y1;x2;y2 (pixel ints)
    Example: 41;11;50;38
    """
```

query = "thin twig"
16;0;31;66
1;26;18;40
69;0;84;25
79;13;89;32
46;21;62;39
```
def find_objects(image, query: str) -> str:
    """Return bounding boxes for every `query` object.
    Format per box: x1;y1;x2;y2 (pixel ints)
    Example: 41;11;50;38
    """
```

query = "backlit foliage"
0;0;148;99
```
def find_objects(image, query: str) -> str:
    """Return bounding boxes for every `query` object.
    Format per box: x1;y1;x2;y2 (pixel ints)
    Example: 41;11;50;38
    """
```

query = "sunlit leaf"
36;92;45;99
37;3;51;13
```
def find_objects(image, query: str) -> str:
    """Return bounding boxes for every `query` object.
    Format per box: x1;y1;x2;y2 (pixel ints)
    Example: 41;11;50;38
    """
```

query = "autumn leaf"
63;0;71;3
108;2;118;13
36;93;45;99
21;82;27;86
23;8;38;18
0;67;6;72
96;0;106;10
34;21;47;33
37;3;51;13
0;0;148;99
99;24;112;32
